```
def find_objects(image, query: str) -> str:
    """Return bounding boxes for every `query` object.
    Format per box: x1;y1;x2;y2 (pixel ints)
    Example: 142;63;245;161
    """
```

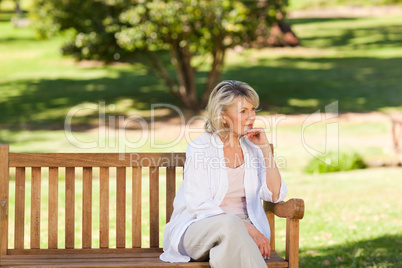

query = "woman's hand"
244;222;271;259
243;128;270;149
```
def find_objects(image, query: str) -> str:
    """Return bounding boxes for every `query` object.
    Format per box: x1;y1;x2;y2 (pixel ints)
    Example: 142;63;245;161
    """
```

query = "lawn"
1;2;402;267
1;13;402;133
287;0;402;11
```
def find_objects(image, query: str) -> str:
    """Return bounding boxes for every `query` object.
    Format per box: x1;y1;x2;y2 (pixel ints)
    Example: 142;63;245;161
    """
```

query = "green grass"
288;0;402;11
285;167;402;267
1;15;402;131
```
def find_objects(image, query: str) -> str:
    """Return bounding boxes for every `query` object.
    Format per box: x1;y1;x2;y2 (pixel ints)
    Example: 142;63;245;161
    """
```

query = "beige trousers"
180;214;267;268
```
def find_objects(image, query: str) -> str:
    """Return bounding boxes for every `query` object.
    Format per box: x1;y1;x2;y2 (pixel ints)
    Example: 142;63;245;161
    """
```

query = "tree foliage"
32;0;288;110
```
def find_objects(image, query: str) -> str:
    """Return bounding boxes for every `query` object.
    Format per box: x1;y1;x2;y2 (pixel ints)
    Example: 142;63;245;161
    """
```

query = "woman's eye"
240;110;245;113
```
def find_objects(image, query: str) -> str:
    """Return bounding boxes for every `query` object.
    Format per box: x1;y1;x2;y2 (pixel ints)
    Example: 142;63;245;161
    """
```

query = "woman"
160;80;288;267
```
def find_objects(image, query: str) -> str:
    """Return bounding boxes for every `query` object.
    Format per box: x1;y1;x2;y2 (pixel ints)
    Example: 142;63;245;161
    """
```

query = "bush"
305;151;367;174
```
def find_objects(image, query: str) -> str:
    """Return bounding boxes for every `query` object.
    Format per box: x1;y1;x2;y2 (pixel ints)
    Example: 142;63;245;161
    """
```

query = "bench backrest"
0;144;185;255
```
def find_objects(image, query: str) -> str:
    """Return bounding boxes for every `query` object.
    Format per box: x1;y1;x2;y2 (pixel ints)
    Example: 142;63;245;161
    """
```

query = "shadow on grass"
0;69;183;129
224;56;402;114
1;55;402;130
299;234;402;267
287;17;359;25
0;10;28;22
2;15;402;129
300;25;402;49
288;16;402;49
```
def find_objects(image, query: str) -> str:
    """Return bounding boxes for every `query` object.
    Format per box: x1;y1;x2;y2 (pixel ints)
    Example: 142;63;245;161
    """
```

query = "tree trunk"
199;45;226;109
144;50;184;104
146;43;225;111
15;0;23;17
170;42;198;110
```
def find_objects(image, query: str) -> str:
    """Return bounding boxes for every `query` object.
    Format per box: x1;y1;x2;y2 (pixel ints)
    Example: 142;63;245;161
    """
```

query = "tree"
32;0;288;110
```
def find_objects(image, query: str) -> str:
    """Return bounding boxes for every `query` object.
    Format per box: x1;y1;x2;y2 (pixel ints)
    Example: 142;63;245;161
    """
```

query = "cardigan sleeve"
182;144;224;220
258;150;288;203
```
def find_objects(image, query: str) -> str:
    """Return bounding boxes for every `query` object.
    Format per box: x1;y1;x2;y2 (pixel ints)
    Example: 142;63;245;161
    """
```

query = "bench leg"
0;200;8;266
286;218;299;268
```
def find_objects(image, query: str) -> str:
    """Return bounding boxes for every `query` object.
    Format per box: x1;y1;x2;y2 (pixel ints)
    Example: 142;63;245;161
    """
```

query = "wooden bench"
0;144;304;267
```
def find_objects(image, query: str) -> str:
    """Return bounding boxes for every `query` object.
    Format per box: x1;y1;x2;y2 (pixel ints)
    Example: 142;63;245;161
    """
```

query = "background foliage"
30;0;289;109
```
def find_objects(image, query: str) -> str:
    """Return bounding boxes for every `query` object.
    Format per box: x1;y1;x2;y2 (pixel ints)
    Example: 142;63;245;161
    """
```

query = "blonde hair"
204;80;260;141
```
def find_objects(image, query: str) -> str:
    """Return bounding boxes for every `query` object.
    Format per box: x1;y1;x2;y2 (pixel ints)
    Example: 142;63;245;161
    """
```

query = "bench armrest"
263;198;304;219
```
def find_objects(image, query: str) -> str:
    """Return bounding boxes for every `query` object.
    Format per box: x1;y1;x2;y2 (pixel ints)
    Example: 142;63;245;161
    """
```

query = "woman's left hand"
243;128;269;148
244;222;271;259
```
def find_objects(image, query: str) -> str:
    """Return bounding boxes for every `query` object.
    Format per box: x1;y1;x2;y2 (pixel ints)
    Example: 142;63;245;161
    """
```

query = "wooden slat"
267;211;275;251
14;167;25;249
165;167;175;223
116;167;126;248
9;153;186;168
0;145;9;255
82;167;92;249
48;167;58;249
0;200;7;266
99;167;109;249
3;250;287;267
149;167;159;248
5;251;163;258
8;248;163;255
65;167;75;249
286;218;299;268
132;167;141;248
30;167;41;249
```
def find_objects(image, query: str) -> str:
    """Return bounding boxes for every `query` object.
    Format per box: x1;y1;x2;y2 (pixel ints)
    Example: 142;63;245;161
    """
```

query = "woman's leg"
182;214;267;268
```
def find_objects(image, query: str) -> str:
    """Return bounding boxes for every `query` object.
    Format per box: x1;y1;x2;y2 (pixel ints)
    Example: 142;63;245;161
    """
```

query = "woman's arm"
260;147;282;202
243;128;287;203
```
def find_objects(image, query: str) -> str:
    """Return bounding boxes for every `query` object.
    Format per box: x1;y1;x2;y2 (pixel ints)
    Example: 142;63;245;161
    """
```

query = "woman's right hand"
244;222;271;259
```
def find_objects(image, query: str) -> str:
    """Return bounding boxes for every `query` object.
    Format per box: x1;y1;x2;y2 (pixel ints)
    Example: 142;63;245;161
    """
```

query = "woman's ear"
220;112;227;124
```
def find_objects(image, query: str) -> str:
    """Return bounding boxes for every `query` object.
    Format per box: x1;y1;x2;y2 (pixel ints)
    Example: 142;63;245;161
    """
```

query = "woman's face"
221;96;256;137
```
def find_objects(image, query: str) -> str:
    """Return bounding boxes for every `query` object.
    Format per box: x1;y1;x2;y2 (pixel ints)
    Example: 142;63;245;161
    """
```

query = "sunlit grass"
288;0;402;11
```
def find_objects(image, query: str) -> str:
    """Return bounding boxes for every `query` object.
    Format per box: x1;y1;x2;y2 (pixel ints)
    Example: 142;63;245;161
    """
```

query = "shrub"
305;151;367;174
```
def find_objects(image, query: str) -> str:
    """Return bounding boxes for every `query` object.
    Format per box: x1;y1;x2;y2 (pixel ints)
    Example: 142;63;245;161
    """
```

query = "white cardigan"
160;132;288;263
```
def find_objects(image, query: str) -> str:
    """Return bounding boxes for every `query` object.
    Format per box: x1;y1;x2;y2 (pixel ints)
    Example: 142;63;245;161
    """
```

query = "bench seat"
1;250;288;267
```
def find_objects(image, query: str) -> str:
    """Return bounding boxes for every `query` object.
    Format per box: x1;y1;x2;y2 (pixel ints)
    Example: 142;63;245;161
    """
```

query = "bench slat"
149;167;159;248
116;167;126;248
14;167;25;249
267;211;275;250
49;167;59;249
3;251;288;267
166;167;175;223
8;248;163;255
100;167;109;249
31;167;41;249
9;153;185;167
83;167;92;249
132;167;142;248
65;167;75;249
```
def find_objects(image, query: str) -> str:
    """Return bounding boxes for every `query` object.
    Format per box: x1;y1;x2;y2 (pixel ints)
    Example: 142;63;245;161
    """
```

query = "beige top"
219;163;248;215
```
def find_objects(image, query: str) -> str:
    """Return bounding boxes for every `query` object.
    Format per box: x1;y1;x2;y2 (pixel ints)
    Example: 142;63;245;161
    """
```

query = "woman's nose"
248;110;256;120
